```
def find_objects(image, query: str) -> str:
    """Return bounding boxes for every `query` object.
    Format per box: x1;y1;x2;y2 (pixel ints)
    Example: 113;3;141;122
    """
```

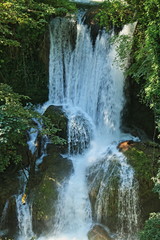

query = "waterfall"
49;17;124;142
37;13;140;240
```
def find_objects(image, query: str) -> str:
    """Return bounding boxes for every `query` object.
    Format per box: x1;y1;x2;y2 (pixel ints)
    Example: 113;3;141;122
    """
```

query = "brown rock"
88;225;114;240
117;140;135;152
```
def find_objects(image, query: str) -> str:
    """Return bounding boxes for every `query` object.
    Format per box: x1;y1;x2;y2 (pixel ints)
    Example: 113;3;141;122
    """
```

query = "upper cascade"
49;16;125;145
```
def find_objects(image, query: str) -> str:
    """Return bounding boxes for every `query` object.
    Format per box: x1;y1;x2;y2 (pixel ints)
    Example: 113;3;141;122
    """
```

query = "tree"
0;0;76;48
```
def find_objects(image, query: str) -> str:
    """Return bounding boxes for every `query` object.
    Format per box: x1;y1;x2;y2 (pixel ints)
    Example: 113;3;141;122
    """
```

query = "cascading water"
37;12;140;240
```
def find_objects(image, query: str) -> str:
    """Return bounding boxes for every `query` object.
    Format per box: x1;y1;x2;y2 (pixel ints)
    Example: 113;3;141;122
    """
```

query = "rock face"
31;143;73;236
83;7;101;46
122;78;156;141
88;225;114;240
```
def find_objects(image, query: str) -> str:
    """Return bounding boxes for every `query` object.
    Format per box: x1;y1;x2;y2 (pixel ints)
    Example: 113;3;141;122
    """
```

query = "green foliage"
95;0;134;31
124;143;160;196
110;35;133;69
139;213;160;240
0;0;76;103
0;0;76;48
96;0;160;138
0;83;65;172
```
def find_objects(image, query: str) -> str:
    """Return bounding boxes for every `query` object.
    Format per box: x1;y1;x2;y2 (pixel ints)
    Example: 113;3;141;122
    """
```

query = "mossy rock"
123;141;160;221
31;143;73;236
44;105;68;140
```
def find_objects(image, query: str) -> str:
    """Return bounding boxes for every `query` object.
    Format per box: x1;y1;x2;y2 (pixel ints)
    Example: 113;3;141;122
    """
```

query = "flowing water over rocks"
2;10;141;240
36;14;140;240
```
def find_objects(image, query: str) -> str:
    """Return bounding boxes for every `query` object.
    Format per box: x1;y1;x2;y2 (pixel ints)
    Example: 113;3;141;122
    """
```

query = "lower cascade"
16;13;140;240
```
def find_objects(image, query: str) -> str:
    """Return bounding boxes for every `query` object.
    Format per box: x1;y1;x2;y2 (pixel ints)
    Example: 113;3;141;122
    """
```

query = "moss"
31;159;60;234
124;142;160;221
32;174;58;221
124;142;159;189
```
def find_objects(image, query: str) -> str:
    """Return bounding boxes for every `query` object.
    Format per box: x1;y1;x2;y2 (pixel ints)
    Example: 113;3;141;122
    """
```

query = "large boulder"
87;156;120;232
44;105;68;140
31;143;73;236
88;225;114;240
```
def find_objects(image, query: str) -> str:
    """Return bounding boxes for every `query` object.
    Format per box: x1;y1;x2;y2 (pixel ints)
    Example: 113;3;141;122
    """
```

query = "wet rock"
88;225;114;240
31;143;73;236
69;113;93;154
117;140;135;152
83;7;100;46
44;105;68;140
87;156;120;232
